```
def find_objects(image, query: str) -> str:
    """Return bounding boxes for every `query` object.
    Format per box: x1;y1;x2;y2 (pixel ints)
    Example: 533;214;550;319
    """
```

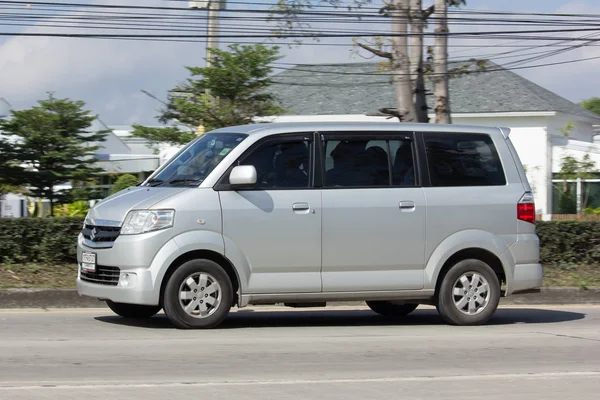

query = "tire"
366;301;418;317
436;259;501;326
163;259;233;329
105;300;161;319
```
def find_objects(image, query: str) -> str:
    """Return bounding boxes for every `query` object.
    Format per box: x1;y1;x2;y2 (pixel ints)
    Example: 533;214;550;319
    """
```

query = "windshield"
145;133;247;187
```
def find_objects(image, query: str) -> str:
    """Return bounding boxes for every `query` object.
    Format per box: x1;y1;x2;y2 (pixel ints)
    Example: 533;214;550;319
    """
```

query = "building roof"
268;61;600;122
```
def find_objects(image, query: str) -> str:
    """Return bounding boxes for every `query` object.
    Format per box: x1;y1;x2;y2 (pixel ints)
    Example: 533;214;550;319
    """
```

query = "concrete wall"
95;130;131;156
549;113;597;143
552;140;600;172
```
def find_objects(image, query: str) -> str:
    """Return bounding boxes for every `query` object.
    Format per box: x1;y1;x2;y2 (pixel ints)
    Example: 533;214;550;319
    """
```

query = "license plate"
81;252;96;273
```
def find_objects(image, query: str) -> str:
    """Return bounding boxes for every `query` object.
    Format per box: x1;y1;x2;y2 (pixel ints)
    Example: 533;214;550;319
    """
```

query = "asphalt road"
1;305;599;400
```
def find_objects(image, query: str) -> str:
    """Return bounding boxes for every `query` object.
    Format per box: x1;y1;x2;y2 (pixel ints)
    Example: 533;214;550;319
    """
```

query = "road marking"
0;304;599;315
1;371;599;390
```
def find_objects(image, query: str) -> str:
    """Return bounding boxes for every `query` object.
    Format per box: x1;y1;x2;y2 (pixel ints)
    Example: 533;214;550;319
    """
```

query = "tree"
555;154;597;214
391;0;417;122
0;138;21;198
433;0;451;123
111;174;140;194
0;94;107;216
579;97;600;116
272;0;474;123
0;183;21;198
133;44;285;146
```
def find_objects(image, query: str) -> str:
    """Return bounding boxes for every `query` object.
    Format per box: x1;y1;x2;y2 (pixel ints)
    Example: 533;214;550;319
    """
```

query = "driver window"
239;139;311;189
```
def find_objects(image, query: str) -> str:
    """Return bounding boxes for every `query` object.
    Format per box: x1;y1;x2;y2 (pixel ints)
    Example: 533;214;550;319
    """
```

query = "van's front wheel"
105;300;161;319
436;259;501;326
163;259;233;329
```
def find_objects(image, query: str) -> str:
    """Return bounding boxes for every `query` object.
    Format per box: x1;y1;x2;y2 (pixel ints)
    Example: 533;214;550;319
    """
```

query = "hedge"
0;217;84;264
537;221;600;265
1;218;600;265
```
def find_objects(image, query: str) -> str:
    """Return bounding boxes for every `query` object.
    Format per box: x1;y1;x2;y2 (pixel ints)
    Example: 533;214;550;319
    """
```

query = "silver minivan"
77;122;542;328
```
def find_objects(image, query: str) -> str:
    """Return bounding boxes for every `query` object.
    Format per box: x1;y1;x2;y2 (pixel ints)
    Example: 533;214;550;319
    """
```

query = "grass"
0;263;598;289
543;264;600;289
0;263;78;289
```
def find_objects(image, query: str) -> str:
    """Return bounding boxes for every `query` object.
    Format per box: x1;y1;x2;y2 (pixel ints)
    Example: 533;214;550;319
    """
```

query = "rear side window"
323;137;416;187
423;133;506;187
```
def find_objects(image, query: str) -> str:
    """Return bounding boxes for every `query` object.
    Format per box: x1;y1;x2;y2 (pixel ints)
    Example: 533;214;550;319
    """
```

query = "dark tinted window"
424;133;505;187
238;139;311;189
323;138;415;187
390;140;416;186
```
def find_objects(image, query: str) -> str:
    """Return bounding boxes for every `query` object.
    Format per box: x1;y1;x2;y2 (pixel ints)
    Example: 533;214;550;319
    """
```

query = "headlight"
121;210;175;235
83;212;91;229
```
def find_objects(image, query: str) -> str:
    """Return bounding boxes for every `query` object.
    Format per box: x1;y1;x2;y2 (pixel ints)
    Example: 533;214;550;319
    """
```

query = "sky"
0;0;599;125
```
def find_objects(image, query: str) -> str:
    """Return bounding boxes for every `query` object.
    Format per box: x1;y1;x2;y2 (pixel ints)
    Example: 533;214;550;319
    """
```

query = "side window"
423;133;506;187
390;140;416;186
323;137;416;187
238;139;311;189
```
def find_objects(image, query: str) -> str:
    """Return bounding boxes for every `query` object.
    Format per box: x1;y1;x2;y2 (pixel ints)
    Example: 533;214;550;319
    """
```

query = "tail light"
517;192;536;224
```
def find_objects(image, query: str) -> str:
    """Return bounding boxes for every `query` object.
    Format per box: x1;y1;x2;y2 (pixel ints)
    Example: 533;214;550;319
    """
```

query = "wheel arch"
159;250;241;307
424;229;516;295
434;248;506;297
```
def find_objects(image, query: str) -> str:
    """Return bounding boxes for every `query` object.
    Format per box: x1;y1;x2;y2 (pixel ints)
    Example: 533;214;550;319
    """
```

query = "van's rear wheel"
366;301;418;317
105;300;161;319
163;259;233;329
436;259;501;326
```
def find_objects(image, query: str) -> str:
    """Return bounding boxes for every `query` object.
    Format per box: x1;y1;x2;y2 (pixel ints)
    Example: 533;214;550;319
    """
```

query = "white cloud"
0;0;212;124
1;0;598;124
0;0;370;124
517;1;600;103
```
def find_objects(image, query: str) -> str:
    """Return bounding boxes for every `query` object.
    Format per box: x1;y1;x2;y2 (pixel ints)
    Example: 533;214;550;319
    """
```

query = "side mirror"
229;165;257;187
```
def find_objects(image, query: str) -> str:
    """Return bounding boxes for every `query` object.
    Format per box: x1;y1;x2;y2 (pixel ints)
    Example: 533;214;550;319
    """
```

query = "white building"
87;122;189;196
0;118;186;212
264;61;600;216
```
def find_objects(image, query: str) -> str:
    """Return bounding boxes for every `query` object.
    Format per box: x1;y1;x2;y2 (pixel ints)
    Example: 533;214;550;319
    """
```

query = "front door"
219;134;322;294
319;132;426;292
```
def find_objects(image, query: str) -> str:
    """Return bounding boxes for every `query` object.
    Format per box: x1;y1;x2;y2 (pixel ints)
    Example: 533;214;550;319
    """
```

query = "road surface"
1;305;599;399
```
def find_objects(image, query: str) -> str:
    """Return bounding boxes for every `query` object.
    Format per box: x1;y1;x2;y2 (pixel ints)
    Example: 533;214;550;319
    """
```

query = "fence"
537;214;600;221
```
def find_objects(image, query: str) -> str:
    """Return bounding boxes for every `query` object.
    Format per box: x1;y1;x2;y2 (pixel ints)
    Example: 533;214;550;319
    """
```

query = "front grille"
80;265;121;286
82;224;121;243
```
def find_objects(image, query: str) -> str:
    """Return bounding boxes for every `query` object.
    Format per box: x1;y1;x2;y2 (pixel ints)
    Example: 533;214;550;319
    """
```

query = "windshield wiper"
166;178;202;186
146;179;164;187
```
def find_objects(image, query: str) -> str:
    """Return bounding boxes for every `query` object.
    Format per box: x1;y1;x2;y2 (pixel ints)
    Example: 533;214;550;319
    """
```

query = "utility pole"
206;0;220;68
188;1;224;135
188;0;222;67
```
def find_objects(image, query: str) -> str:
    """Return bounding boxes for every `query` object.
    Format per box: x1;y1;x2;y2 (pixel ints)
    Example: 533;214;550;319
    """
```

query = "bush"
53;201;90;217
1;218;600;266
111;174;140;195
537;221;600;264
0;217;84;264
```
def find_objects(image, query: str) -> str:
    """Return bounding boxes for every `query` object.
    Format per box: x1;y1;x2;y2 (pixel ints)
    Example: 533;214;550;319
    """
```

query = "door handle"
399;201;415;211
292;202;310;212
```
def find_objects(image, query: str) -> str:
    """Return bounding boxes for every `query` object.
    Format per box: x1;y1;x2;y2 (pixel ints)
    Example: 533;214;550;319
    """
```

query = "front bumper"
75;232;172;306
76;267;160;306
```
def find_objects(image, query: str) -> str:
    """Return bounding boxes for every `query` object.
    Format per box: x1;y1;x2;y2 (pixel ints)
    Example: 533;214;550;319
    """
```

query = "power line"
268;54;600;79
3;8;600;27
1;26;599;39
